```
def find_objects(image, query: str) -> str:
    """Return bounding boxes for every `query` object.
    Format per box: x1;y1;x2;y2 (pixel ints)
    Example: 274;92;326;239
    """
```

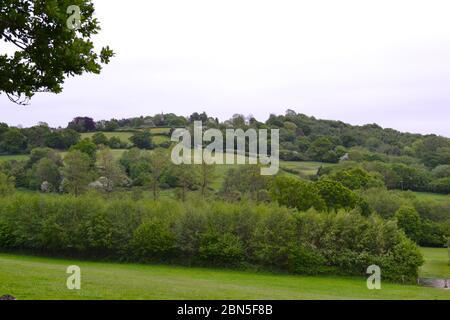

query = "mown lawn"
420;247;450;279
0;253;448;300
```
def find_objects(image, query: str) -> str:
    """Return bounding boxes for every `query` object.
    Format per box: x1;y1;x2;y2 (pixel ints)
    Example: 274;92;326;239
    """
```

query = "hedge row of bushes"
0;193;423;283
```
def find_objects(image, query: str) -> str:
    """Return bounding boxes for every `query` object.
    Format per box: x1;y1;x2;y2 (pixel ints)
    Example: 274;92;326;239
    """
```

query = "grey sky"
2;0;450;136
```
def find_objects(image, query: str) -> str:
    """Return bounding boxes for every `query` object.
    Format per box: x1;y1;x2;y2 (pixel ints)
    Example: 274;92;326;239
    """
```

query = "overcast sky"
2;0;450;136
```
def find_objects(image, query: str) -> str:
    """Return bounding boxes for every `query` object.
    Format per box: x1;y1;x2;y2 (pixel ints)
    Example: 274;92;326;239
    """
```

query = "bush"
0;193;424;282
199;232;244;266
131;219;175;261
287;245;326;275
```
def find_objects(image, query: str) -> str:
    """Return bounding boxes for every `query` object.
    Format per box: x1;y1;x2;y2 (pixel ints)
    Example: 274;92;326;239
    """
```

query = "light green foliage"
62;150;93;196
70;138;97;161
270;176;325;211
395;206;422;243
0;172;14;196
91;132;109;146
96;147;126;192
221;165;271;200
315;178;357;212
327;167;384;190
131;219;175;260
31;157;61;191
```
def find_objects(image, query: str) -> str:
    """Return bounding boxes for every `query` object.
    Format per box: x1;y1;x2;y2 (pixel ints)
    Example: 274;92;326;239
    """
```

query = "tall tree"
0;0;113;104
97;147;126;192
148;149;168;200
62;150;92;196
199;162;216;197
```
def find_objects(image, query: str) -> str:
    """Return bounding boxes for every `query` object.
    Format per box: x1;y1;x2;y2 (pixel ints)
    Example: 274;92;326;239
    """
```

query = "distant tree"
172;164;198;202
189;112;208;124
221;166;271;200
23;124;51;148
62;151;93;196
270;176;326;211
315;178;357;212
130;131;153;150
27;147;63;168
92;132;109;146
0;172;15;196
199;162;216;197
104;120;119;132
31;158;61;191
307;137;339;163
0;159;28;188
0;0;113;104
0;128;28;154
328;167;384;190
70;138;97;162
96;147;126;192
60;129;81;149
432;165;450;178
148;149;169;199
67;117;96;133
395;206;422;243
108;136;123;149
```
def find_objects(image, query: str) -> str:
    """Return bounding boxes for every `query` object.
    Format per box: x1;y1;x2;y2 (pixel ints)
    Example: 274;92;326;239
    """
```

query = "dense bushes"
0;193;423;283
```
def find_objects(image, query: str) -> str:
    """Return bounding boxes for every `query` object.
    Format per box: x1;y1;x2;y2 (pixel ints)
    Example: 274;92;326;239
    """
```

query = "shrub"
131;219;175;261
0;193;424;282
199;231;244;266
287;245;326;275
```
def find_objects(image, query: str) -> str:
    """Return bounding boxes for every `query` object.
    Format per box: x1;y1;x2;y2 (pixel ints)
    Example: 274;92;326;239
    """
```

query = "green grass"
81;131;170;145
280;161;335;176
412;192;450;202
0;154;30;162
0;253;448;300
81;131;135;143
419;247;450;279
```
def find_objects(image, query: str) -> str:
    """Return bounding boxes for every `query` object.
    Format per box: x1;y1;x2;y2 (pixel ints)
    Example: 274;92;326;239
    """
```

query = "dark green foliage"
91;132;109;146
1;1;113;103
0;128;27;154
130;131;153;150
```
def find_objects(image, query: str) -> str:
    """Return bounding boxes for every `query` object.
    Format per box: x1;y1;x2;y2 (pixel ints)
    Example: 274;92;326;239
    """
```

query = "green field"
81;130;170;145
420;247;450;279
412;192;450;202
0;154;29;162
0;253;448;300
280;161;336;176
81;131;135;143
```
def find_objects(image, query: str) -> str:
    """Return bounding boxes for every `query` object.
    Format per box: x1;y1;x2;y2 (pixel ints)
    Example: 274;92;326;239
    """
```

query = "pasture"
0;253;448;300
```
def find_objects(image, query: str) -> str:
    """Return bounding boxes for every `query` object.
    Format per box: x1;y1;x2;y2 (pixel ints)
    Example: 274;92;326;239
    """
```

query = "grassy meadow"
420;247;450;279
0;252;448;300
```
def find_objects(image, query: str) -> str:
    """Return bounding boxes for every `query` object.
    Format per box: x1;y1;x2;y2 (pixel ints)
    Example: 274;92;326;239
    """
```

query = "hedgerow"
0;193;423;283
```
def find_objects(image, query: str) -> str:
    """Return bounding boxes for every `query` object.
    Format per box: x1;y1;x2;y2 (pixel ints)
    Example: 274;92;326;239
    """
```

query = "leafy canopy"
0;0;113;104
